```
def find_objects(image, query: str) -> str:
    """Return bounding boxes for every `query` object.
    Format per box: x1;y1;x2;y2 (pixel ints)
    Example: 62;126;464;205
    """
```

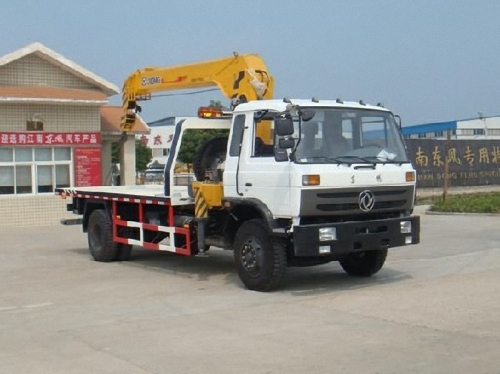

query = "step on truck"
56;54;420;291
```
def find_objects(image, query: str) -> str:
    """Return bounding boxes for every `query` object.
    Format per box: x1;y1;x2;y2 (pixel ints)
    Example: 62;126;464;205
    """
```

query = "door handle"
245;183;252;186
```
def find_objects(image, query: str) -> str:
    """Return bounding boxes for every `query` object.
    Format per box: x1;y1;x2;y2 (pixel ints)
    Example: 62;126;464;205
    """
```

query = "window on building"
26;120;44;131
418;133;427;139
473;129;485;135
0;147;72;195
435;131;444;137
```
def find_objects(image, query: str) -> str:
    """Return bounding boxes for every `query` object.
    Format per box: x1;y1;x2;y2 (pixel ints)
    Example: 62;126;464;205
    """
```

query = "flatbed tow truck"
57;54;420;291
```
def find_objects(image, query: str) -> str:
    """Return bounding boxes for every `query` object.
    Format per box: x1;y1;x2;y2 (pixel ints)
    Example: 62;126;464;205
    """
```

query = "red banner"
74;147;101;187
0;132;101;146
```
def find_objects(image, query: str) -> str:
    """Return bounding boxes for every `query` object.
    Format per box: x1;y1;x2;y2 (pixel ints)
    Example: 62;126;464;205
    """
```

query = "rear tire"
339;249;387;277
233;219;286;291
87;209;119;262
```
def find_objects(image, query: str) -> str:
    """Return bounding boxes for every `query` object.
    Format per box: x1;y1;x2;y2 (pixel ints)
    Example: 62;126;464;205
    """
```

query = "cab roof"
233;99;391;114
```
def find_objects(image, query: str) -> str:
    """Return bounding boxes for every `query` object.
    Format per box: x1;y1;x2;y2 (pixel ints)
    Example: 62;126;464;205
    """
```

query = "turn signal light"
198;107;222;118
302;174;320;186
197;107;232;119
406;172;415;182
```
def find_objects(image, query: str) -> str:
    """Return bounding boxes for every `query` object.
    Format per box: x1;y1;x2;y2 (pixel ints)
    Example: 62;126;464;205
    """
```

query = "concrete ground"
1;206;499;373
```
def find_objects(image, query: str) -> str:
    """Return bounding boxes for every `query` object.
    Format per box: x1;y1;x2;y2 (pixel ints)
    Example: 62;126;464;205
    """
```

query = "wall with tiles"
0;104;101;132
0;50;108;228
0;195;77;227
0;54;96;89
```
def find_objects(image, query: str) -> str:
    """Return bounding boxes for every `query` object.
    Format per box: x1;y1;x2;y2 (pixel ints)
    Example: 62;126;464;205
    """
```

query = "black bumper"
293;215;420;257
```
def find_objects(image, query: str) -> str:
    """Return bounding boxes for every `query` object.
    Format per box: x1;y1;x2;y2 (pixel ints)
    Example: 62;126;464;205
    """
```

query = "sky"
1;0;499;126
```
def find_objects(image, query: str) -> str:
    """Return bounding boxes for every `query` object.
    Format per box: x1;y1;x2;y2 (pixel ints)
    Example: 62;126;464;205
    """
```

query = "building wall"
0;103;100;132
0;195;75;227
456;117;500;138
0;51;106;227
0;54;96;89
404;116;500;139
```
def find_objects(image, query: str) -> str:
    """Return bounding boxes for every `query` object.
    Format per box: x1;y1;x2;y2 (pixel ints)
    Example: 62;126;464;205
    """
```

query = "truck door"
224;114;291;217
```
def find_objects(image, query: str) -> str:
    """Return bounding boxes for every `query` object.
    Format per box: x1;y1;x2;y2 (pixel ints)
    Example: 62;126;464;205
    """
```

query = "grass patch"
428;192;500;213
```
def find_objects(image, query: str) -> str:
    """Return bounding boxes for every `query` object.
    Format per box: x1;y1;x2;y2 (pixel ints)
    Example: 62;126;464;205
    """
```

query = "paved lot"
1;205;500;373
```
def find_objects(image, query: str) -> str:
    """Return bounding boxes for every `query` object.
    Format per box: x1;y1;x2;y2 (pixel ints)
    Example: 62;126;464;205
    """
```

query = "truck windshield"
292;108;409;164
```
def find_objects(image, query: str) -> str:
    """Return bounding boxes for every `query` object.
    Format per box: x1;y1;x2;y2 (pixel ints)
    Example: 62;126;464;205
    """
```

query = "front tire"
339;249;387;277
233;219;286;291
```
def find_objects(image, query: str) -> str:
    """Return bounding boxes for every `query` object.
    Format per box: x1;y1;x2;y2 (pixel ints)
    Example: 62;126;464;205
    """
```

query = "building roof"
401;120;457;135
402;114;500;135
0;42;119;96
101;106;149;135
0;85;108;104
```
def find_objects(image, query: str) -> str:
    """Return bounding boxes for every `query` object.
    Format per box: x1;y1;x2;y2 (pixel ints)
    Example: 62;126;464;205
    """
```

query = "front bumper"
293;215;420;257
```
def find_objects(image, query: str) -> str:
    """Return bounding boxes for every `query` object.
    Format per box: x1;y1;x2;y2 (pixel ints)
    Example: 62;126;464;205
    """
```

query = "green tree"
176;129;229;166
111;140;152;172
135;140;152;171
111;142;119;165
209;100;223;108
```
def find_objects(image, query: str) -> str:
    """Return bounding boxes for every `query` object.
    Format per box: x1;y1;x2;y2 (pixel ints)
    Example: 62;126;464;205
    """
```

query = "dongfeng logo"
359;190;375;212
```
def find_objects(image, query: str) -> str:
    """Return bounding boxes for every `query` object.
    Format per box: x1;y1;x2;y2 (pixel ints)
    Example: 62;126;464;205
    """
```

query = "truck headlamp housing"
400;221;412;234
319;227;337;241
302;174;320;186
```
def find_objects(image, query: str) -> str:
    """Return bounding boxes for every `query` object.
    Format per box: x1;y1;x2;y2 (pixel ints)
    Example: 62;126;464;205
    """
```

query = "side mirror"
275;116;294;136
274;149;289;162
279;137;295;149
300;109;316;122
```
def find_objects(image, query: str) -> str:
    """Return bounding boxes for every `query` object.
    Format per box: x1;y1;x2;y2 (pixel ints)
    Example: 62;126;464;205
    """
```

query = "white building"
402;115;500;139
0;42;149;227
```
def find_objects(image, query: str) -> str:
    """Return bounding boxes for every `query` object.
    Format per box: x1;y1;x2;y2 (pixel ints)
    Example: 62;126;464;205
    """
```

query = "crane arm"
121;53;274;131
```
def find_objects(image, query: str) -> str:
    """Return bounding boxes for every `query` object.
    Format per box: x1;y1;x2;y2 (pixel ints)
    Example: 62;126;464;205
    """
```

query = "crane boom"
121;53;274;131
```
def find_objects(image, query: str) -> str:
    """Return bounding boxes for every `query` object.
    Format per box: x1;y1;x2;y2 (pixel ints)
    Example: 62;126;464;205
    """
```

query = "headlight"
400;221;412;234
319;227;337;241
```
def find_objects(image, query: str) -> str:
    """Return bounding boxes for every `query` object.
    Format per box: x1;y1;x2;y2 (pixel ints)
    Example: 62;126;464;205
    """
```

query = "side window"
253;119;275;157
229;115;245;157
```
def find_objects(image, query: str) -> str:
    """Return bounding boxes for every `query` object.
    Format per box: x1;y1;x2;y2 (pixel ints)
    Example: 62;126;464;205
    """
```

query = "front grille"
300;186;414;217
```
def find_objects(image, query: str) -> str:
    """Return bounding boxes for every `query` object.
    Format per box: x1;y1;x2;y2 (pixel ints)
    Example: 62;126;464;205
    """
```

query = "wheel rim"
241;238;262;276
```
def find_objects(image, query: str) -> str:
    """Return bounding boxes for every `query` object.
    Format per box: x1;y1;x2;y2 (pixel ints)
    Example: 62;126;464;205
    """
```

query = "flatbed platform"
56;185;193;206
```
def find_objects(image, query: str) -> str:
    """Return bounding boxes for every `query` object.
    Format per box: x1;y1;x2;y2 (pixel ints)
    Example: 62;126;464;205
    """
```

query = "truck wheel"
113;227;133;261
192;137;228;182
114;244;133;261
233;219;286;291
339;249;387;277
87;209;118;262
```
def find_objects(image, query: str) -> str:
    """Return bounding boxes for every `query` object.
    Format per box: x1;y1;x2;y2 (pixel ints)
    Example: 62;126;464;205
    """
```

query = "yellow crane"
121;53;274;131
